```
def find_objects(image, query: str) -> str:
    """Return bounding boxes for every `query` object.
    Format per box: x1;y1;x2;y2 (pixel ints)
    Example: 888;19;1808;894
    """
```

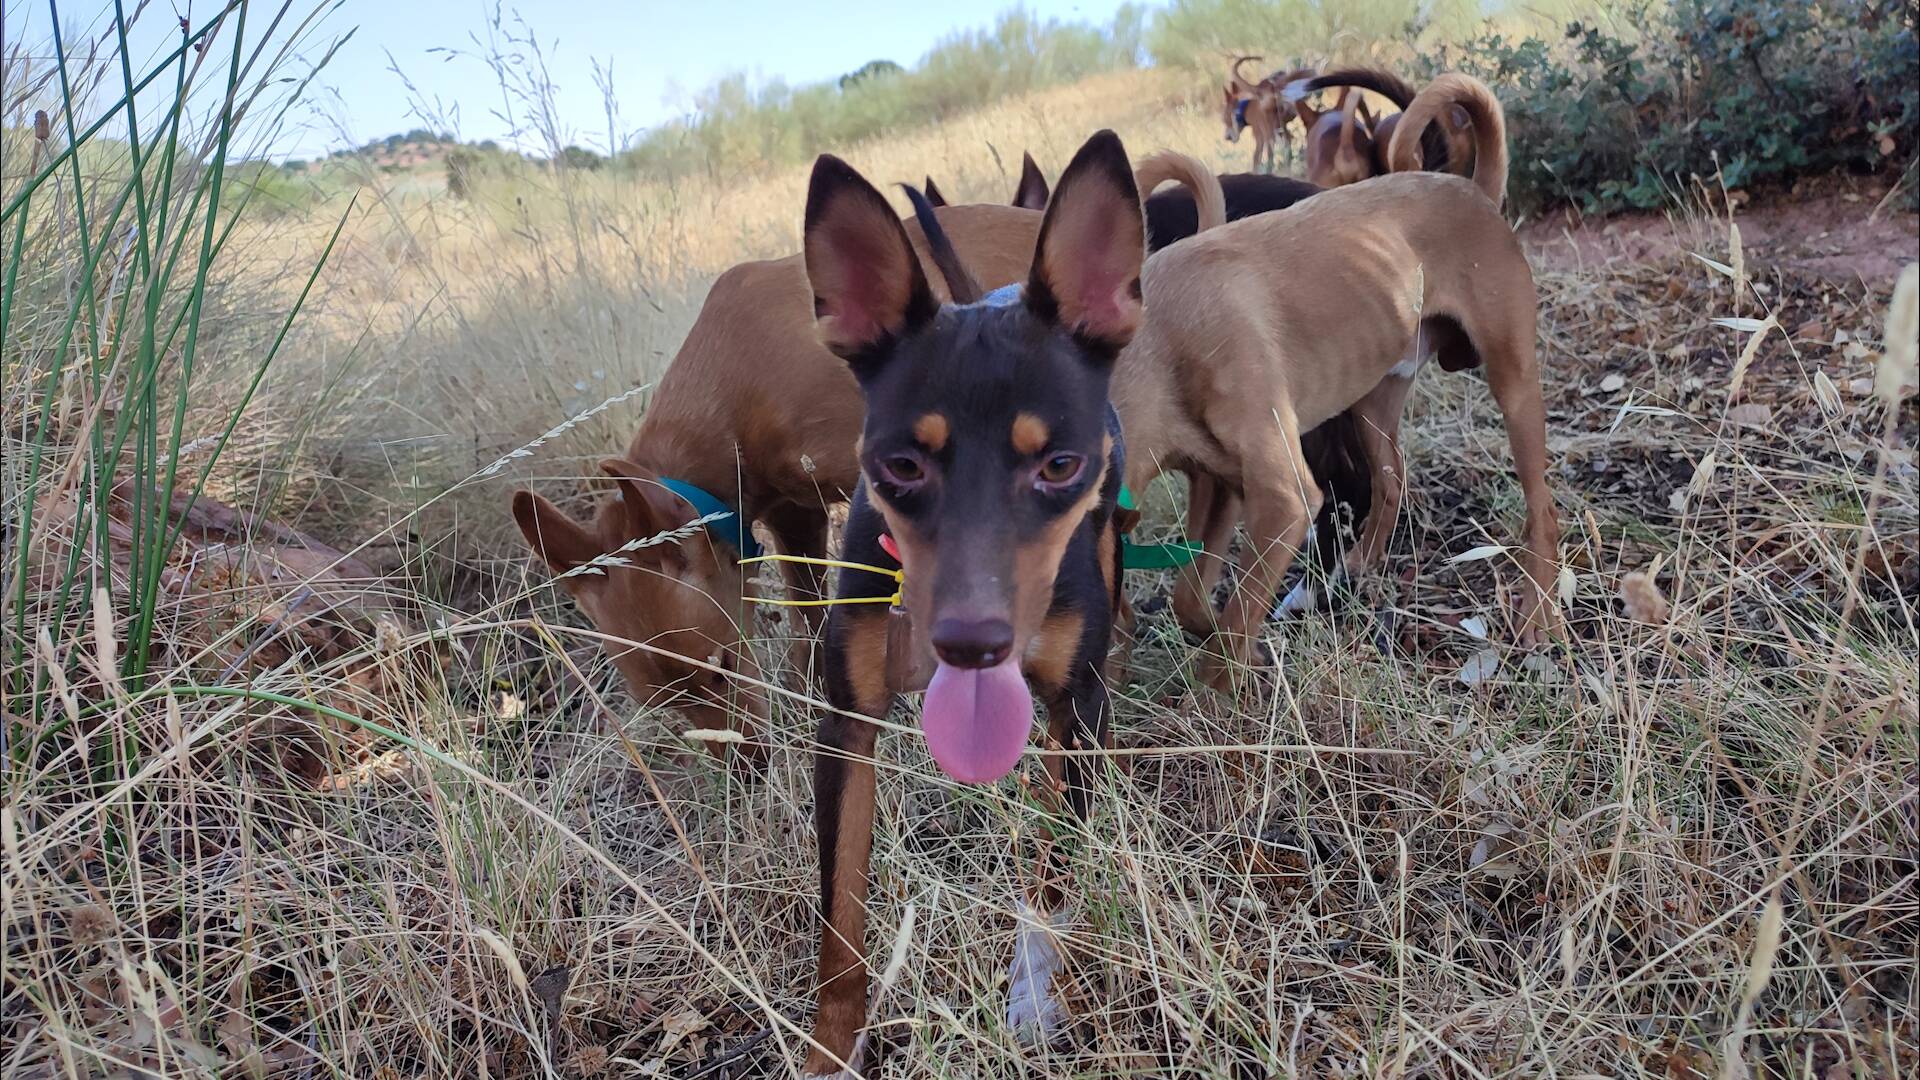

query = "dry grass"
229;67;1261;554
5;28;1917;1080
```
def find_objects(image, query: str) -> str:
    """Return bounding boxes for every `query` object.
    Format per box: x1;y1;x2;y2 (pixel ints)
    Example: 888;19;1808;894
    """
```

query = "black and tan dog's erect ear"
1024;129;1145;354
1012;151;1050;210
803;154;938;364
512;491;603;575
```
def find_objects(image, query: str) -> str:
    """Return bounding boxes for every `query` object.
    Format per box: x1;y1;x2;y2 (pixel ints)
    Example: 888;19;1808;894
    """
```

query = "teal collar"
1117;484;1200;570
656;478;762;560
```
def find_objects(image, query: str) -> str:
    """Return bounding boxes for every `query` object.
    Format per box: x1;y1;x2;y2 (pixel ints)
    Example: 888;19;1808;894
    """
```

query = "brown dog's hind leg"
1339;373;1417;580
1173;472;1240;637
1477;324;1561;643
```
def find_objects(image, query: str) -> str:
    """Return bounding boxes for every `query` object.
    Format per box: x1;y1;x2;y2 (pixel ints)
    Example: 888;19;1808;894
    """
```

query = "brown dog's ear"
923;176;948;207
597;458;696;570
513;490;603;574
803;154;938;364
1024;129;1144;355
1012;151;1049;210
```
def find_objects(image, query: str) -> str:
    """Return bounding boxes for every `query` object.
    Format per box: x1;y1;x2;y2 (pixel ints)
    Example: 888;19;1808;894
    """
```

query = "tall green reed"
3;0;347;754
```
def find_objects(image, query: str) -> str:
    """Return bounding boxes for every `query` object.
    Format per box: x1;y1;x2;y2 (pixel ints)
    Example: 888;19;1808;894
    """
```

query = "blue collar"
980;282;1023;307
656;478;762;560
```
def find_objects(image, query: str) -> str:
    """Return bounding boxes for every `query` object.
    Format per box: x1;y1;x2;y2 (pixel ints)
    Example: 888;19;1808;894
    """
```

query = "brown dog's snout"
931;615;1014;669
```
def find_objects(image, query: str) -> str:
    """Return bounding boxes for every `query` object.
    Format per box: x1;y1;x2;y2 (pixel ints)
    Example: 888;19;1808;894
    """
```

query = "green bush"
1145;0;1488;70
444;141;530;200
1426;0;1919;214
618;6;1147;181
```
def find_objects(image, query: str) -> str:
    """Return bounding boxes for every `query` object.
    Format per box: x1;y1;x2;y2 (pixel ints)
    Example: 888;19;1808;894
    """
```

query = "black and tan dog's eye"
1036;452;1084;489
879;453;926;487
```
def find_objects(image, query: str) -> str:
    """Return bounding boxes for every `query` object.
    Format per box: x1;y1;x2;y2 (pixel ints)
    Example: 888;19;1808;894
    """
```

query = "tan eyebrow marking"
913;413;949;452
1011;413;1050;455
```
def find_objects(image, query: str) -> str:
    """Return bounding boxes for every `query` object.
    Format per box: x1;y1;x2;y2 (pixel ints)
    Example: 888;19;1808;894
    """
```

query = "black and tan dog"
797;135;1218;1076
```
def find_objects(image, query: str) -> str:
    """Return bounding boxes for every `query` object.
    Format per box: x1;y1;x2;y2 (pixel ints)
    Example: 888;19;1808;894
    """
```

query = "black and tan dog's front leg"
804;602;895;1078
1010;649;1112;1045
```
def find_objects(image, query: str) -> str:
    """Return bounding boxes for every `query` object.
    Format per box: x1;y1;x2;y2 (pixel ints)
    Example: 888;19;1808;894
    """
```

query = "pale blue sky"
7;0;1140;160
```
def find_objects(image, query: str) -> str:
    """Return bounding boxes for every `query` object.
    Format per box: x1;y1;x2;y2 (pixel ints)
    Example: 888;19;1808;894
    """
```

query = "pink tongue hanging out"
920;658;1034;784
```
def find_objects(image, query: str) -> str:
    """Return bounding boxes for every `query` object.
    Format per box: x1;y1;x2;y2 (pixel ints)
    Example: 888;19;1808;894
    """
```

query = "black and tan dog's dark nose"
931;616;1014;669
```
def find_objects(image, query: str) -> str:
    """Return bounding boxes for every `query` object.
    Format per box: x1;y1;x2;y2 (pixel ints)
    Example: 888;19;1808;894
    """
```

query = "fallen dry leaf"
1457;649;1501;687
657;1004;708;1053
1468;817;1528;879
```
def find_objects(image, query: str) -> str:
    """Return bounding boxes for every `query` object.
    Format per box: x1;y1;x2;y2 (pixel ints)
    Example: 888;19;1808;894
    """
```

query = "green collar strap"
1116;485;1200;570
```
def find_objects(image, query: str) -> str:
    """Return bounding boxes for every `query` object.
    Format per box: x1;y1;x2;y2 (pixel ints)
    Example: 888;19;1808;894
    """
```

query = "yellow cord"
740;553;904;608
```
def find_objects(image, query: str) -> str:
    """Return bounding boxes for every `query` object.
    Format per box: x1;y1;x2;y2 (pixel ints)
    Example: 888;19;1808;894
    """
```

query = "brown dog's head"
801;133;1140;753
1221;85;1248;143
511;462;766;759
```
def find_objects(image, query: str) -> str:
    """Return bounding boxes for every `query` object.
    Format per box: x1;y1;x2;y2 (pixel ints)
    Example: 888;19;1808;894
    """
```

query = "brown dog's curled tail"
1228;55;1264;96
1388;73;1507;206
1133;151;1224;234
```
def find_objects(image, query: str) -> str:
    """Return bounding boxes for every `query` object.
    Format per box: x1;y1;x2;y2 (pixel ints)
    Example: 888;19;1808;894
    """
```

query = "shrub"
1146;0;1488;71
839;59;904;90
1426;0;1919;214
558;145;605;171
619;6;1146;181
444;141;530;200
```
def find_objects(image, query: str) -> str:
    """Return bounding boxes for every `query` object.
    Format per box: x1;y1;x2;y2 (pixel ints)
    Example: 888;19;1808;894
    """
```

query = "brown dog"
1220;57;1313;174
511;203;1044;762
1128;72;1559;680
1289;67;1478;180
1293;84;1377;188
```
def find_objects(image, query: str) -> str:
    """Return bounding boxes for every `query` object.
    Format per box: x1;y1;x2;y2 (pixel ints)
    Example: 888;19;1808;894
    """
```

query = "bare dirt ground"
1520;186;1918;285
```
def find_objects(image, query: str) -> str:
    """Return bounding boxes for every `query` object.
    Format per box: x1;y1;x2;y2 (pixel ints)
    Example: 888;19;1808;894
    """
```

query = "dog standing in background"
1289;67;1477;183
1220;56;1313;173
